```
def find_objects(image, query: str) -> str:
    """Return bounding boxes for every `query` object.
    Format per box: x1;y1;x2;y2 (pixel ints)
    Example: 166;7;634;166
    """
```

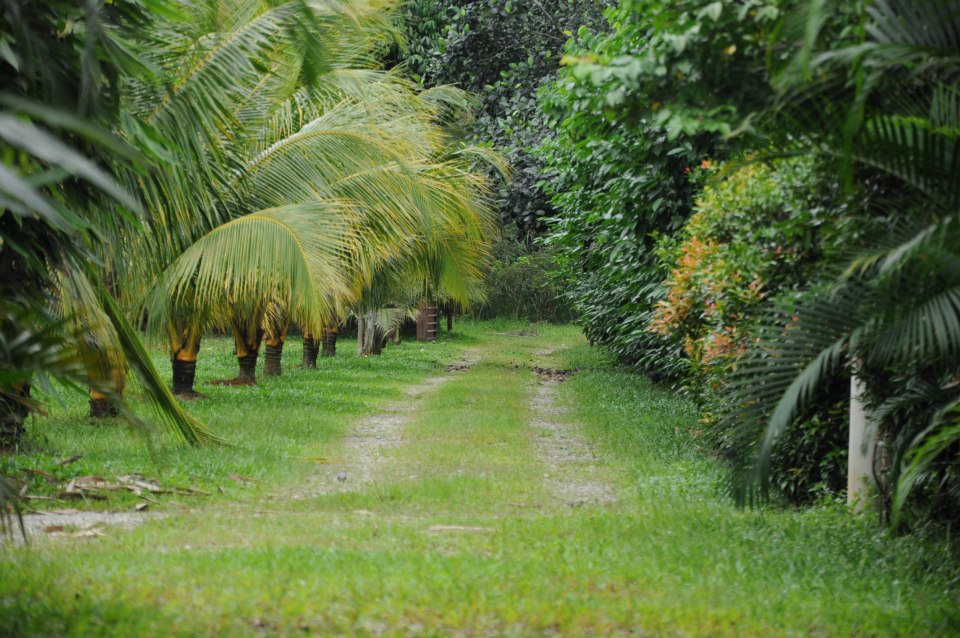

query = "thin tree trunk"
0;384;30;449
302;332;319;368
446;302;454;332
848;375;873;512
356;315;366;357
358;311;385;356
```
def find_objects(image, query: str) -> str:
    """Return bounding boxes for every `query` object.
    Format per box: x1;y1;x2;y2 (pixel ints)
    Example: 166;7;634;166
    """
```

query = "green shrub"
537;0;781;377
474;240;573;323
652;158;850;502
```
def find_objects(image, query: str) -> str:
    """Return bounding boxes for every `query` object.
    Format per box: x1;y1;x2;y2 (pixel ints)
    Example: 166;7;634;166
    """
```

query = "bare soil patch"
529;372;616;507
6;509;157;545
532;366;575;382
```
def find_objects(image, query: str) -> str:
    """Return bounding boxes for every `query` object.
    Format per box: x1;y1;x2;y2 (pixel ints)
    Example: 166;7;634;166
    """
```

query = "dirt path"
13;350;483;543
10;510;155;543
291;349;481;498
530;370;617;507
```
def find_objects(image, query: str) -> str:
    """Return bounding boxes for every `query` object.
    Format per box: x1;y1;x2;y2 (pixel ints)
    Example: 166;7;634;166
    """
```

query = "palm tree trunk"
228;317;264;384
171;357;198;395
169;323;202;397
263;305;289;377
237;348;259;382
302;332;319;368
89;374;124;418
89;391;119;418
416;304;438;341
85;345;125;418
264;338;285;376
321;323;338;357
0;384;30;449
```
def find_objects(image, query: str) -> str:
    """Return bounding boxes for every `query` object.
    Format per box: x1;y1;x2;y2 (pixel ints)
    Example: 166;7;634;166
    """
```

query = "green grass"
2;332;466;509
1;322;958;637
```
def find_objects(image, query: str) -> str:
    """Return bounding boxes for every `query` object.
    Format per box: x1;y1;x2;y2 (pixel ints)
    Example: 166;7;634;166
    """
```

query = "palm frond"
146;203;360;337
892;399;960;525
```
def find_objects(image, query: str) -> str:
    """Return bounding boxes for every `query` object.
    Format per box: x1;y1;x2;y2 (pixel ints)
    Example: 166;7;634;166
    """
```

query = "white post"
848;375;874;511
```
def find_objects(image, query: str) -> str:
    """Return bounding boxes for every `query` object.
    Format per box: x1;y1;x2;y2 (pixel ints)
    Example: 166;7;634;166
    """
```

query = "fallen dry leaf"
117;476;167;493
71;476;124;491
43;525;65;534
72;528;105;538
172;487;210;497
57;491;108;501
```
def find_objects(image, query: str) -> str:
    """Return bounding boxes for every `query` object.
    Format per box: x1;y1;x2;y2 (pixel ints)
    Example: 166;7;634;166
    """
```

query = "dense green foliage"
1;0;498;442
537;0;780;375
393;0;612;235
724;0;960;527
535;0;960;524
651;159;850;501
473;240;573;322
0;0;219;446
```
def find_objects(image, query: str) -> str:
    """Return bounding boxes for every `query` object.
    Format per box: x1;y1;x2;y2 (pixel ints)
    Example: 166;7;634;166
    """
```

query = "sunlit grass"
2;330;466;509
1;322;957;637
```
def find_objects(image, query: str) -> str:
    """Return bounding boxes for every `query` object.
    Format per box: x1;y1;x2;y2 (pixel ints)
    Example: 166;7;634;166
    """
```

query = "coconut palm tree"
127;2;499;378
352;159;500;355
99;0;405;389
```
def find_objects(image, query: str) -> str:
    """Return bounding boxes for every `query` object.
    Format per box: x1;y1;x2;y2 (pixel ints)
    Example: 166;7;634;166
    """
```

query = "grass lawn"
1;321;957;636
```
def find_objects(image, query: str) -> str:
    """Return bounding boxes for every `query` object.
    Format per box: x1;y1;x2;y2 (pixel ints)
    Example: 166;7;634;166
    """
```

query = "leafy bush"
711;0;960;528
651;159;836;388
473;240;574;323
537;0;781;377
651;158;850;501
